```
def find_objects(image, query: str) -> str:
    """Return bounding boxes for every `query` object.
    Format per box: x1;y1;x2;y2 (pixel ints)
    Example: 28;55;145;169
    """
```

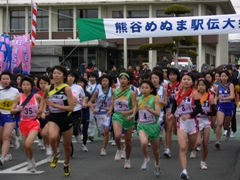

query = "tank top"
218;83;232;104
157;85;165;109
48;84;68;113
19;94;38;121
138;95;158;124
166;82;180;104
114;88;132;112
94;86;112;112
198;93;211;118
176;92;193;116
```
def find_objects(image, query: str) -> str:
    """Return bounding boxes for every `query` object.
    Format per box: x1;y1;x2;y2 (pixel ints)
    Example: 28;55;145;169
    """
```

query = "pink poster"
0;51;4;74
21;35;31;72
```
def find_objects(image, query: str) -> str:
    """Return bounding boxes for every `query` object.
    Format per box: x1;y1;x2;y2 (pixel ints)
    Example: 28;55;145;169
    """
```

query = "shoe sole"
163;153;171;159
215;143;220;149
181;174;189;180
124;166;131;169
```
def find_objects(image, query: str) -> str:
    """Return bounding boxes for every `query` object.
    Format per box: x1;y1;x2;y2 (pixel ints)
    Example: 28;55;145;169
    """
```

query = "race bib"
114;100;129;112
21;104;37;118
139;110;155;124
49;99;65;113
178;102;192;115
219;94;231;103
0;99;14;110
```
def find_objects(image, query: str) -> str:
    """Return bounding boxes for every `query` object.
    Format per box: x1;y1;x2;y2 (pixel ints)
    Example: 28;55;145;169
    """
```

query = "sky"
229;0;240;41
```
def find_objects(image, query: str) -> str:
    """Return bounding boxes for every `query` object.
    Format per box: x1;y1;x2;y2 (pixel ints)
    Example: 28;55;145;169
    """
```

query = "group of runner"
0;64;238;180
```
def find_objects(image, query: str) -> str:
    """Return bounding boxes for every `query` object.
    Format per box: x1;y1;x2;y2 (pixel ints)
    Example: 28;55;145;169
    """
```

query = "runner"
111;71;136;169
89;75;113;156
0;71;19;166
168;72;202;180
164;68;181;158
77;77;91;152
38;65;74;177
215;70;235;148
192;78;217;169
129;80;161;177
10;76;41;172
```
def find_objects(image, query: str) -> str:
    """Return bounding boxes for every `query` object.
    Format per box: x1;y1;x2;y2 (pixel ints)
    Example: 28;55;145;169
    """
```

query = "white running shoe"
0;157;4;166
154;166;161;177
114;150;121;161
223;130;227;136
4;154;12;161
75;134;81;144
38;139;44;147
100;148;107;156
29;158;36;173
141;158;150;170
163;149;171;158
46;145;53;156
121;150;126;159
230;131;235;138
12;130;20;150
46;155;52;163
111;142;116;146
124;159;131;169
196;146;201;151
200;161;208;170
82;144;88;152
190;151;196;159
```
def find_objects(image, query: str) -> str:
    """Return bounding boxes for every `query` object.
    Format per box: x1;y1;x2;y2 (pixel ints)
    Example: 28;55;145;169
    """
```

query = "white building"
0;0;236;72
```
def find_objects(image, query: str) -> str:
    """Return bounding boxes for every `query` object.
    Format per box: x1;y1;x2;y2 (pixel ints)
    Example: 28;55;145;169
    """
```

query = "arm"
222;84;235;100
159;88;168;106
88;90;98;112
39;86;49;112
206;95;217;116
10;95;21;114
145;96;160;117
123;91;136;116
106;96;114;117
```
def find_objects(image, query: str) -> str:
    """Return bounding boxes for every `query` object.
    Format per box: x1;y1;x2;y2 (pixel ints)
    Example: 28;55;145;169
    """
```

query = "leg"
82;119;89;145
150;138;160;166
216;111;225;142
138;130;149;159
224;115;233;133
62;127;73;164
112;121;123;150
201;128;210;162
103;128;109;149
24;130;39;159
177;129;188;170
1;122;15;158
41;123;50;146
124;128;133;160
231;105;237;133
48;122;60;156
164;111;174;149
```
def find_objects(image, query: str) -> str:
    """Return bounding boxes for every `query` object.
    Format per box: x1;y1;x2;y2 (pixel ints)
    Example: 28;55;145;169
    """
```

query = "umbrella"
216;64;228;71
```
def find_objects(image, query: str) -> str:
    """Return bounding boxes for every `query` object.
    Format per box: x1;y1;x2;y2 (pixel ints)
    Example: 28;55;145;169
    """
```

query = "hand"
168;113;173;120
106;110;111;117
180;114;190;121
93;109;98;114
17;106;23;112
218;96;223;100
128;115;134;121
105;107;110;111
82;102;87;108
144;105;151;111
41;113;46;120
122;111;128;117
46;100;55;107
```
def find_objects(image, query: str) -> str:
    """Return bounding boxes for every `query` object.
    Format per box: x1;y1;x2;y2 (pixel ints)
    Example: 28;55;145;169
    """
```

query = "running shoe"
46;145;53;156
111;142;116;146
12;130;20;150
230;131;235;138
223;130;227;136
114;150;121;161
154;166;161;177
100;148;107;156
63;163;70;177
215;142;220;149
190;151;196;159
30;158;36;173
225;131;230;141
0;157;4;166
141;158;150;170
50;153;60;169
196;146;201;151
88;136;94;142
163;149;171;158
147;142;151;147
82;145;88;152
121;150;126;159
38;139;44;147
4;154;12;161
200;161;208;170
124;159;131;169
180;171;189;180
75;134;81;144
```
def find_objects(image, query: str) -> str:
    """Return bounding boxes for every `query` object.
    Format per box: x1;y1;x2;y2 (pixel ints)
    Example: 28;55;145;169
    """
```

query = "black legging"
231;104;237;133
81;119;89;145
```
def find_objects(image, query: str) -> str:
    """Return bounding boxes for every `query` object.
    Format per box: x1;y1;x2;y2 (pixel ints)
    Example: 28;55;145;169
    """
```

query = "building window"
77;9;98;18
127;10;148;18
10;10;25;32
112;11;123;18
58;10;73;31
36;10;49;31
156;9;194;17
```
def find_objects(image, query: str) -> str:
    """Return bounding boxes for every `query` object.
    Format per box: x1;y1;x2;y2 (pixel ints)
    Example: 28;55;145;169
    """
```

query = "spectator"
160;56;170;68
210;64;215;71
134;66;141;78
80;61;86;74
232;64;239;79
203;65;208;73
111;65;118;78
180;65;188;75
140;64;151;76
86;63;93;73
93;65;102;77
166;62;171;68
191;64;199;78
155;63;160;67
45;67;51;76
127;65;133;71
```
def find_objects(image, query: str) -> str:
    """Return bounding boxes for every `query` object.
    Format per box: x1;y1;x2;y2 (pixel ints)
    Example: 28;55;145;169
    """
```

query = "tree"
139;4;198;68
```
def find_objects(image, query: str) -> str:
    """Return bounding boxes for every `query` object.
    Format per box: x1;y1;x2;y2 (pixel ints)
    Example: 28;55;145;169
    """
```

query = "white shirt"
70;84;85;111
86;83;99;95
0;86;19;114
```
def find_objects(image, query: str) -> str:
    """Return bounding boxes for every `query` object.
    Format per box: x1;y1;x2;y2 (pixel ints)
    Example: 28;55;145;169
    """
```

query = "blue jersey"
217;83;234;109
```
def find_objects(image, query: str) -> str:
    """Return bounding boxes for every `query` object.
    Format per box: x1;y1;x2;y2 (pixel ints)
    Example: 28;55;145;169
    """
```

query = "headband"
119;72;130;79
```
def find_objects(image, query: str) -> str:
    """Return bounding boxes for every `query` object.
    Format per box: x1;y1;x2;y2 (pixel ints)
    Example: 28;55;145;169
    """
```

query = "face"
151;74;160;87
128;66;133;70
17;76;22;85
215;73;220;81
181;75;193;88
169;72;177;82
143;65;147;69
210;66;215;70
119;75;129;87
78;81;84;89
136;66;140;71
140;83;152;96
205;74;212;83
163;72;168;79
113;66;117;71
1;75;11;87
83;73;88;81
21;81;32;93
94;67;98;71
67;75;75;85
89;76;96;84
39;79;49;91
197;81;207;93
220;73;228;83
34;77;38;85
101;78;109;88
228;69;232;74
53;69;65;83
167;64;171;68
